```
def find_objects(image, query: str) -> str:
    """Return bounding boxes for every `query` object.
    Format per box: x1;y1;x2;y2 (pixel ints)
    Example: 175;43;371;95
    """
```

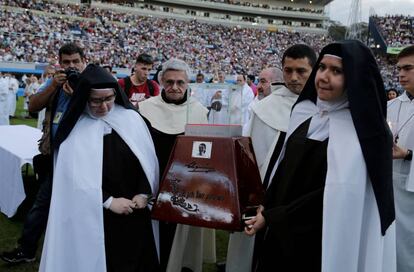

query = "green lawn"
0;97;230;271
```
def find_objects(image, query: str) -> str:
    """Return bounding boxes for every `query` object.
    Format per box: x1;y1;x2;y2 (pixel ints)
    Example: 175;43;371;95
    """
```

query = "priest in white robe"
208;74;254;126
6;74;18;117
226;69;298;272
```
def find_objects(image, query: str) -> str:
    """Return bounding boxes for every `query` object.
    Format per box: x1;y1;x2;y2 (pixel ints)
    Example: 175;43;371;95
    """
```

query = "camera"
64;67;80;89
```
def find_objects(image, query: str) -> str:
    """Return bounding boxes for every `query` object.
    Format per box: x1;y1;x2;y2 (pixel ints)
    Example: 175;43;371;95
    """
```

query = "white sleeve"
103;196;113;209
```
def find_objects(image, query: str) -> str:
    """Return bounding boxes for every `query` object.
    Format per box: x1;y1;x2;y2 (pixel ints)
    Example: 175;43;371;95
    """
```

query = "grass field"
0;97;230;271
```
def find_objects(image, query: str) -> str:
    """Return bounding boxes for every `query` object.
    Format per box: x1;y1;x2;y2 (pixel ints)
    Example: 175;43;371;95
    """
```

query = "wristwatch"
404;149;413;161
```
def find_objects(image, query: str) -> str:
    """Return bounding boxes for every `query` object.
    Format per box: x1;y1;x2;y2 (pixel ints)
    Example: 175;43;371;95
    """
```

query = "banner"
387;47;407;55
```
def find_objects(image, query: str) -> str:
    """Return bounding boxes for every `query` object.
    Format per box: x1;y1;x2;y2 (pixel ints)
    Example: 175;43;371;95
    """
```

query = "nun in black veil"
40;64;160;272
245;41;396;272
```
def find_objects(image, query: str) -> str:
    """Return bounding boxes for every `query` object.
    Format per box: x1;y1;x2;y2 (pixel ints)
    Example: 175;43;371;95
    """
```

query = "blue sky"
328;0;414;25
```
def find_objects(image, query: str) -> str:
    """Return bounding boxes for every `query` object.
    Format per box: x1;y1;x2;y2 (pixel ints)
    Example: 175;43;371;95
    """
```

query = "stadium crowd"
0;0;331;75
0;1;410;92
200;0;324;13
371;15;414;47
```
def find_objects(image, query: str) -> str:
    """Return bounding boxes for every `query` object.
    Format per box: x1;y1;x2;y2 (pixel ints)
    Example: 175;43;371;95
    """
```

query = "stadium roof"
275;0;334;5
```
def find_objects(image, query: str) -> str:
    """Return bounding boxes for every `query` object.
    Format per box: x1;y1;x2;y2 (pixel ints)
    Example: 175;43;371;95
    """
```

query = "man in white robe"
208;75;254;126
0;74;9;125
226;45;317;272
245;68;280;122
6;74;19;117
388;45;414;272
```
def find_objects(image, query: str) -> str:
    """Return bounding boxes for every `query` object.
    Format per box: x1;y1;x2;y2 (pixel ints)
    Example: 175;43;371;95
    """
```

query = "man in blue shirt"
0;43;86;264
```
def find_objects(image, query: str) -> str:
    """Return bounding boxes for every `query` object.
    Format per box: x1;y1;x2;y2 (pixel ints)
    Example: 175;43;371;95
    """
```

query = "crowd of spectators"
97;0;324;14
375;55;400;91
0;1;408;91
372;15;413;47
200;0;324;14
0;1;331;75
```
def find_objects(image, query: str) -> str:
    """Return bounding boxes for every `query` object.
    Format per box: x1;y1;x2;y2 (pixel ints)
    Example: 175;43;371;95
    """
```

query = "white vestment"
0;77;9;125
208;83;254;126
139;95;208;134
226;86;298;272
40;105;159;272
6;77;18;117
266;99;396;272
387;92;414;272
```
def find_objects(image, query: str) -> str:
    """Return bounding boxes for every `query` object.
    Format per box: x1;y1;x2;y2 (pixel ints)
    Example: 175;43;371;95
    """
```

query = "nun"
245;40;396;272
40;64;160;272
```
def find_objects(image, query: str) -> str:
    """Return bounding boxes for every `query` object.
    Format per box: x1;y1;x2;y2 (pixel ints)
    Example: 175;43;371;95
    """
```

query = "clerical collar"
161;89;188;105
406;91;414;101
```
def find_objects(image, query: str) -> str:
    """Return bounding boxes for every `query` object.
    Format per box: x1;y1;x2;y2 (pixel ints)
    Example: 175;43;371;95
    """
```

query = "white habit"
40;105;159;272
387;92;414;272
266;98;396;272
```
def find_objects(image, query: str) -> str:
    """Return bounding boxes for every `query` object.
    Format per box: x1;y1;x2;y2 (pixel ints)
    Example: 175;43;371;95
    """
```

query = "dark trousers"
18;154;52;256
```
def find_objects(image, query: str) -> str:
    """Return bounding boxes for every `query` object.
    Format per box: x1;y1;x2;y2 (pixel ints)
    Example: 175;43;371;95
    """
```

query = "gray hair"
267;67;284;83
159;58;191;82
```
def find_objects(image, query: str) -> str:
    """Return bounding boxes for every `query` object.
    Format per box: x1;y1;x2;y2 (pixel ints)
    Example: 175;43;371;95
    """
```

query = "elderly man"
40;65;160;272
138;58;211;272
388;45;414;272
246;68;284;122
226;44;317;272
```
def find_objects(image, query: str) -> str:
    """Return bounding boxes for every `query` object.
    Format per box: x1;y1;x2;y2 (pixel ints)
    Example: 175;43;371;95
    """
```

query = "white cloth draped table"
0;125;42;217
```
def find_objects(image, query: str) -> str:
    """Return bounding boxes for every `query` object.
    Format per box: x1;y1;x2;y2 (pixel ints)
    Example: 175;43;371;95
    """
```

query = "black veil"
53;64;136;149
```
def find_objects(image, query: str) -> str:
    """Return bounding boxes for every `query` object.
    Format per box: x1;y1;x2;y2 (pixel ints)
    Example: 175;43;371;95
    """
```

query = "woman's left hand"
244;205;266;236
132;194;148;209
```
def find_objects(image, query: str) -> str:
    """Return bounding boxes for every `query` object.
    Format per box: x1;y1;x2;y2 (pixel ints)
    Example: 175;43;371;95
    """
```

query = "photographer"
1;43;86;264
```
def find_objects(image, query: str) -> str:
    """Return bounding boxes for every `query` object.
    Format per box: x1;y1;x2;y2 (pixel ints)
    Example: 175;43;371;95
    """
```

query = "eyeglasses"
165;79;187;88
88;94;116;107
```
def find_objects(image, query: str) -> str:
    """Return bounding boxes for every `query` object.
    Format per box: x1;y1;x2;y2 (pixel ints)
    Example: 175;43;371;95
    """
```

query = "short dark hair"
247;75;255;81
398;45;414;60
59;43;85;60
282;44;317;67
196;73;204;79
136;53;154;65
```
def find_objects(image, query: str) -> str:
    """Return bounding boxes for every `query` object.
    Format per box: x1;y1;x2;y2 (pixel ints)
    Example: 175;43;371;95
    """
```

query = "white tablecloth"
0;125;42;217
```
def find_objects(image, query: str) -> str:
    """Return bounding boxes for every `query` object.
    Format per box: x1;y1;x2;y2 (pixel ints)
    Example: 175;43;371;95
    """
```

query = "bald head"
257;67;284;99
